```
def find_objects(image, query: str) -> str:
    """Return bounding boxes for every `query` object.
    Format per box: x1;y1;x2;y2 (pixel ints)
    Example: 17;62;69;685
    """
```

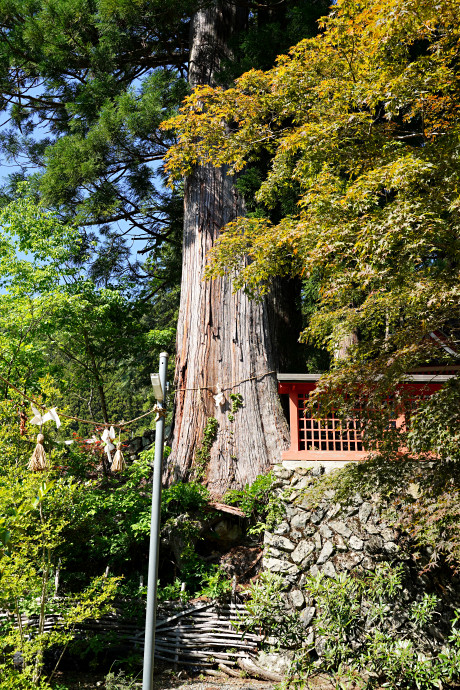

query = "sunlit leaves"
0;184;80;294
165;0;460;453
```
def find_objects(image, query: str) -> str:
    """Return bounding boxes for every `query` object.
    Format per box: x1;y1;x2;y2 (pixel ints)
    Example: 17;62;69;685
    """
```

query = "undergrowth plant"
60;452;158;590
160;480;232;598
161;480;210;516
157;578;189;603
193;417;218;480
0;469;119;687
285;565;460;689
237;563;460;689
236;572;303;649
199;567;233;599
104;670;138;690
224;471;285;535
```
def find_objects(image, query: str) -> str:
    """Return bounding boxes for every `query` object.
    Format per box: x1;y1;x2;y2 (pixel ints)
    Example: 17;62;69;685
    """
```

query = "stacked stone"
261;464;460;658
124;428;156;463
263;464;402;607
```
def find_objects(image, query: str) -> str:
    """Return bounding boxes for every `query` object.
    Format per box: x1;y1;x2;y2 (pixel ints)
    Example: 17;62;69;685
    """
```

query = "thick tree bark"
166;1;290;496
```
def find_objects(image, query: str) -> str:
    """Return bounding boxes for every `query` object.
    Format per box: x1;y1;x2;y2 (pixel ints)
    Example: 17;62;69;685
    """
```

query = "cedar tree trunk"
166;1;290;496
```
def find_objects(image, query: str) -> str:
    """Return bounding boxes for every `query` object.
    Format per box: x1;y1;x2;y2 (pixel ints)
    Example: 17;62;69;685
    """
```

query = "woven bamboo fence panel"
0;599;261;670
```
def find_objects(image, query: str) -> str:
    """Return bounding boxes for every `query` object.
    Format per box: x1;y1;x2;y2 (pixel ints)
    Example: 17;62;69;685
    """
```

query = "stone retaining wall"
263;464;402;601
262;463;460;648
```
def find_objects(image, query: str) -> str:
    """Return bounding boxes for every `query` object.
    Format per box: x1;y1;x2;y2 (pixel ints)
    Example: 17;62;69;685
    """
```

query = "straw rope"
0;368;276;430
175;370;277;394
0;371;160;430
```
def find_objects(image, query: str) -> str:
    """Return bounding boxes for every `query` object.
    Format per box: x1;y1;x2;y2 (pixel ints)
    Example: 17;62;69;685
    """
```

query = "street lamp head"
150;373;164;402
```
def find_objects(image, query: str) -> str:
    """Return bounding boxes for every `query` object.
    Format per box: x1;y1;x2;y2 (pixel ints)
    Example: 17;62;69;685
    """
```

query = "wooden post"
288;388;300;453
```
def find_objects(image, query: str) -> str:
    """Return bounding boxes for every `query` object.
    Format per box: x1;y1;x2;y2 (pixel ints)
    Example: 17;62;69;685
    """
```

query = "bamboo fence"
0;598;277;677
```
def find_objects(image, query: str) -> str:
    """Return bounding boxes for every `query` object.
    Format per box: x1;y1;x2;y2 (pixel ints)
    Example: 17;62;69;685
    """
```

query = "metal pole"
143;351;169;690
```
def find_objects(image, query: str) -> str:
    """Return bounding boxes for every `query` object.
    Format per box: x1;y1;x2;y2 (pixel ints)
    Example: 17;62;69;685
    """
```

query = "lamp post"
143;351;169;690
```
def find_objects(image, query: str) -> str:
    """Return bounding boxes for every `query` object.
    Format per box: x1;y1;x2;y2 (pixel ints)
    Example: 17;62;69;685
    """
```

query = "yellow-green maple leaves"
163;0;460;365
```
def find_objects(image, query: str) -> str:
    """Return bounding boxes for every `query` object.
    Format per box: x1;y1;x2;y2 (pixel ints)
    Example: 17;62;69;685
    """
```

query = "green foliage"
170;548;229;598
229;393;243;413
60;455;155;586
228;393;244;422
164;0;460;457
193;417;218;481
0;0;190;271
0;467;119;683
160;481;229;597
67;629;122;671
240;566;460;689
297;456;414;511
161;480;210;519
395;461;460;572
104;670;138;690
0;190;168;441
0;183;80;293
236;572;303;649
224;472;285;535
199;567;233;600
0;668;52;689
408;379;460;462
234;168;265;214
0;0;328;289
157;578;189;603
293;566;460;690
158;481;235;599
307;565;405;669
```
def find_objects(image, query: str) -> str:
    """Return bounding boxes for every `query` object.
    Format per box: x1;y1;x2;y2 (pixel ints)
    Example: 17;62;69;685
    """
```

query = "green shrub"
301;566;459;689
239;565;460;689
105;670;138;690
0;667;52;689
236;572;303;649
199;566;233;600
161;481;210;518
224;471;285;534
159;481;234;599
0;470;119;684
157;577;189;602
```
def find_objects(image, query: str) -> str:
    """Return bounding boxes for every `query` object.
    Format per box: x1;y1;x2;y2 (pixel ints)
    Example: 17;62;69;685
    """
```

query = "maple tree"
163;0;460;454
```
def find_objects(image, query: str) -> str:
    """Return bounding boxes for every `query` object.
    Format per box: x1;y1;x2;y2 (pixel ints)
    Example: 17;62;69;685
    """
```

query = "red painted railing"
277;373;451;462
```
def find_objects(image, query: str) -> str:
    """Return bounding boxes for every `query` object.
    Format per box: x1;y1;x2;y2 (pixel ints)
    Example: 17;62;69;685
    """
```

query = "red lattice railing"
297;393;365;453
278;375;448;462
